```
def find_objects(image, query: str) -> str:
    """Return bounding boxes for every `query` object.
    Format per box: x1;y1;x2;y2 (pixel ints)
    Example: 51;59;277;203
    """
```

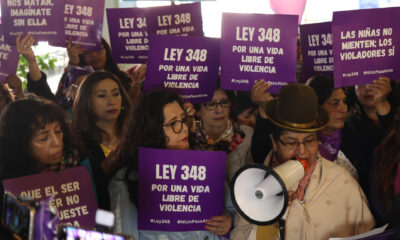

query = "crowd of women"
0;32;398;240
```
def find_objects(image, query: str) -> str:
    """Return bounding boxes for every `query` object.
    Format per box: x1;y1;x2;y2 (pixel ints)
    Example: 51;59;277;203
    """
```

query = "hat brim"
265;99;328;133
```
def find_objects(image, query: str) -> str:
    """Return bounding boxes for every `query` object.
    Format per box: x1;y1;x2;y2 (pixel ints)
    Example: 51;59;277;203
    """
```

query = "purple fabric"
318;129;342;161
65;66;94;88
332;7;400;88
138;147;226;231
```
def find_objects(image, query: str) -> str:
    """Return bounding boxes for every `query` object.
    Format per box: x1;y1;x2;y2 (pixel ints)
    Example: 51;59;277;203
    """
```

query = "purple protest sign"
146;2;203;36
0;0;65;44
0;27;19;83
220;13;298;93
2;166;98;228
138;147;226;231
106;8;148;64
60;0;105;50
144;34;219;103
299;22;333;83
332;7;400;88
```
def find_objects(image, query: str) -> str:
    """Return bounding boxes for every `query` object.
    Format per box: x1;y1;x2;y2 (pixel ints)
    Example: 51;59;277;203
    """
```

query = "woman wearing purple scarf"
306;76;358;179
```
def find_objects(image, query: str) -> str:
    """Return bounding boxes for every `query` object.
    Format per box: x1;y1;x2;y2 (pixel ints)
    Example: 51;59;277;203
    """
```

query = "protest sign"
146;2;203;36
220;13;298;93
0;27;19;83
299;22;333;82
107;8;148;63
1;0;65;44
2;166;98;228
332;7;400;87
60;0;105;50
144;34;219;103
138;147;226;231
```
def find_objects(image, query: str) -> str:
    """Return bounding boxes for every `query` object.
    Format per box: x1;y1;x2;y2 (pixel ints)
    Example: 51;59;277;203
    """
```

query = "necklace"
102;137;118;150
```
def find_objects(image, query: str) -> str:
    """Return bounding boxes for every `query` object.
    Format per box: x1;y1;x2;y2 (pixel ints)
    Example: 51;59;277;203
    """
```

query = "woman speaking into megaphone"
231;84;375;240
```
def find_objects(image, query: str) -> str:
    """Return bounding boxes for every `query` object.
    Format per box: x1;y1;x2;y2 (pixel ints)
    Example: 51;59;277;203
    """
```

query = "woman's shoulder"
237;124;254;138
320;157;359;186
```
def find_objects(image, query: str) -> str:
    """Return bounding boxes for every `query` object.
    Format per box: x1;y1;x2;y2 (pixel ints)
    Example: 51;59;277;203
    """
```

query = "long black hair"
73;71;131;145
114;90;183;204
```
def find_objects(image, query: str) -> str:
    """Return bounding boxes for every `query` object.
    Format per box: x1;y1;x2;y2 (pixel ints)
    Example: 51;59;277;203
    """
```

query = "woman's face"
30;122;64;169
271;131;319;166
198;90;231;129
322;88;348;130
91;78;122;123
82;45;106;70
163;101;189;150
237;108;257;128
355;84;376;109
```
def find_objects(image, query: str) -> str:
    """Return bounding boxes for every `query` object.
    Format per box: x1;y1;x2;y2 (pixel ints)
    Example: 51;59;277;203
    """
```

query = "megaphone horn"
230;158;308;226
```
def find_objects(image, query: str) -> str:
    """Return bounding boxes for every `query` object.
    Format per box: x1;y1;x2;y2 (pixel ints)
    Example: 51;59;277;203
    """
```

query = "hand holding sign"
16;33;41;81
67;38;85;65
205;213;232;236
16;33;35;63
371;76;391;115
251;80;273;119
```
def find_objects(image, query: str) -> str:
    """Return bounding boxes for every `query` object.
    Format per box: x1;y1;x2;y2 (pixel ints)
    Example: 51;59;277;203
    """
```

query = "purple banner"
220;13;298;93
138;147;226;231
106;8;148;64
0;0;65;44
332;7;400;88
146;2;203;37
144;34;219;103
0;27;19;83
61;0;105;50
299;22;333;83
2;166;98;228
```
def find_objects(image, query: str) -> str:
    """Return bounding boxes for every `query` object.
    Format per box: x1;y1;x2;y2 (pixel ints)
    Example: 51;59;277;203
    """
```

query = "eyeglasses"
163;115;193;134
278;137;318;151
203;99;231;110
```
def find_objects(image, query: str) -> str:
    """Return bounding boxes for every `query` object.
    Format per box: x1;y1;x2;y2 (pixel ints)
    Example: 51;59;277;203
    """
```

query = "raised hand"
67;38;85;65
251;79;273;118
16;33;35;63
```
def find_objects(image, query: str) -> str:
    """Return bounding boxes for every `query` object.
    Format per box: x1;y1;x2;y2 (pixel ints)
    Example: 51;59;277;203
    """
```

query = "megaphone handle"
279;219;285;240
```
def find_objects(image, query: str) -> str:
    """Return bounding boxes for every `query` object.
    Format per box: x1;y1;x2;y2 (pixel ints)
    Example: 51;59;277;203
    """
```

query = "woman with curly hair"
0;98;79;180
109;90;234;239
73;71;131;210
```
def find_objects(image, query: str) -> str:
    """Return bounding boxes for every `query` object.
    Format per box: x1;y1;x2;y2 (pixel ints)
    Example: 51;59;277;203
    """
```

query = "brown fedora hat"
266;83;328;132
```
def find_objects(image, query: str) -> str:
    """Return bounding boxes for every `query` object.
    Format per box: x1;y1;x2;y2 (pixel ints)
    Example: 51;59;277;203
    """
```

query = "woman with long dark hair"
109;90;234;239
73;71;131;210
371;112;400;239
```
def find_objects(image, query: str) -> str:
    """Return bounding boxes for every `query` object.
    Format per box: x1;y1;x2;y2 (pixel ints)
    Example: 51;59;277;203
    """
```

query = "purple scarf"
318;129;342;161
